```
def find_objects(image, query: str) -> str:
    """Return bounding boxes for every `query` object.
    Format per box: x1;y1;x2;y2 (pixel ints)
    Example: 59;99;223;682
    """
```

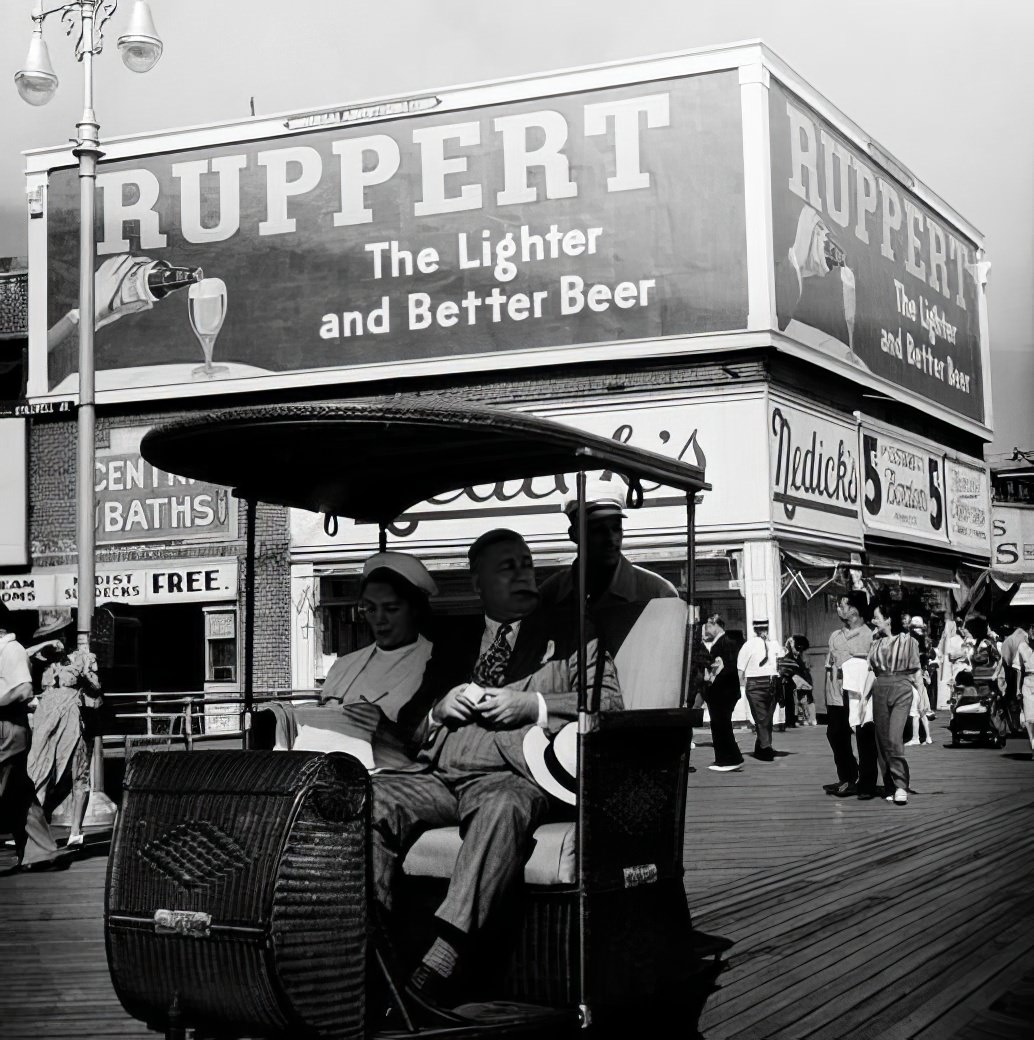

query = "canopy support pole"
378;524;387;552
575;468;588;714
679;493;697;709
243;496;256;748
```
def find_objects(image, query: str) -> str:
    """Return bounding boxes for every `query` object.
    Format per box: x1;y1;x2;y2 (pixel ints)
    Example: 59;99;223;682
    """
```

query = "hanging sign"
860;427;948;543
943;456;991;553
767;399;862;544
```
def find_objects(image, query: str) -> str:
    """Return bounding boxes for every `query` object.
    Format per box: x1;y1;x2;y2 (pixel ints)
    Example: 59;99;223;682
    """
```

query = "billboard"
42;72;748;399
769;80;984;423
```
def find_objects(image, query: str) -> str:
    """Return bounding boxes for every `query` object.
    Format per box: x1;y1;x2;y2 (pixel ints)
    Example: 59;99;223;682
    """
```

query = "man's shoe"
856;791;877;801
753;748;776;762
823;782;842;793
892;788;908;805
831;782;857;797
905;738;921;746
402;964;468;1027
708;764;743;772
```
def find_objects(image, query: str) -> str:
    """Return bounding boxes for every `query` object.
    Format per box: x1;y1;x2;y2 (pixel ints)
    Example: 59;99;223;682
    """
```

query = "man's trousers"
371;768;549;935
744;677;778;752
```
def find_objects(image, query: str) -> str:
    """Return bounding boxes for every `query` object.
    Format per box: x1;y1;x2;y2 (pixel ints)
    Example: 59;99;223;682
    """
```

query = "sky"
1;0;1030;460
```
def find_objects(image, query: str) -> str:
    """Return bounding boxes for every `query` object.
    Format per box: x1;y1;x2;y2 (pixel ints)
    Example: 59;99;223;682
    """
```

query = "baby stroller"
948;667;1008;749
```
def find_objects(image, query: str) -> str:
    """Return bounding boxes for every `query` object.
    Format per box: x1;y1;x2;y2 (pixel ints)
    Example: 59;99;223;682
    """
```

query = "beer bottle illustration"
115;258;203;306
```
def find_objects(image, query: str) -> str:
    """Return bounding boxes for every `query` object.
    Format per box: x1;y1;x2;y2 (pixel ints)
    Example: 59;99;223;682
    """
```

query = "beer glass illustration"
188;277;229;379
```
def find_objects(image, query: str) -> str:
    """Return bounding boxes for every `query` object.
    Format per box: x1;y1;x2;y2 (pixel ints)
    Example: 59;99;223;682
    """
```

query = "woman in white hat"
270;552;438;767
321;553;437;722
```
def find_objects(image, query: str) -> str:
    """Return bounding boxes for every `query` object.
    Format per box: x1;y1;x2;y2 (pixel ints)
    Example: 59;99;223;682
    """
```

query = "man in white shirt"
737;618;783;761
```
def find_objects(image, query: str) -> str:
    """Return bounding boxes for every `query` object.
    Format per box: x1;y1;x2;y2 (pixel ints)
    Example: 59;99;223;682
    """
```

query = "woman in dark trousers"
866;601;923;805
702;615;744;772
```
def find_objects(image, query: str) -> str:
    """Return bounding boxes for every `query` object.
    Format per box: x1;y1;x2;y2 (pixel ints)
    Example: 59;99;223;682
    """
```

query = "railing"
101;689;323;757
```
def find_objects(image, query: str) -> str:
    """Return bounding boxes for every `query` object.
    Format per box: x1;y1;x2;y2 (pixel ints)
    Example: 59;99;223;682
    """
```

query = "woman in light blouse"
867;602;923;805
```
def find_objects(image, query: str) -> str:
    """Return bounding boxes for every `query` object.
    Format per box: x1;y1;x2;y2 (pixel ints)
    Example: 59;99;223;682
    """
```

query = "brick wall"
28;407;292;691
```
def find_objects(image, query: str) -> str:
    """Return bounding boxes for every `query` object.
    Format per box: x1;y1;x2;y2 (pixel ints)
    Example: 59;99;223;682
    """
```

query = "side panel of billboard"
40;71;748;399
768;79;985;424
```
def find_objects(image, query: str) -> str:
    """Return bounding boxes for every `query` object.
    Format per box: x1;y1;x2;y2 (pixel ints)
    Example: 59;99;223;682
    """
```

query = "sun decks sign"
42;72;748;399
0;562;238;608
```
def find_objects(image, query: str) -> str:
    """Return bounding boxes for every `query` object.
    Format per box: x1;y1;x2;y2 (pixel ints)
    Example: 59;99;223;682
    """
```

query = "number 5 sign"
860;427;949;544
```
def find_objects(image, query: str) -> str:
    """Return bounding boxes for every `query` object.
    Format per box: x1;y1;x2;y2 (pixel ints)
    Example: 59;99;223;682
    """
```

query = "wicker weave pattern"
106;750;370;1039
140;820;249;891
503;890;579;1006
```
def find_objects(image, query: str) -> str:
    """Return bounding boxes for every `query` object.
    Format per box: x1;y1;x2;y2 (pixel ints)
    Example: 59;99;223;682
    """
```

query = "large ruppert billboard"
769;79;984;423
28;45;989;428
39;70;748;398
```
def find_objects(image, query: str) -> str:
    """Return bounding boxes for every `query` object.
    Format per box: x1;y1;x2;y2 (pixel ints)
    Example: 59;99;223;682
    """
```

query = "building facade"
2;42;993;721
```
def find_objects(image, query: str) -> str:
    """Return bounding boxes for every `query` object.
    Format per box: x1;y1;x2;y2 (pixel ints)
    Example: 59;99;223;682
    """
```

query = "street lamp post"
16;0;163;830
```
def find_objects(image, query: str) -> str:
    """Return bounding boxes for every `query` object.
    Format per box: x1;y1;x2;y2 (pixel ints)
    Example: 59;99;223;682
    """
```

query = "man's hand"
476;688;540;729
431;684;480;727
95;254;155;329
789;205;831;281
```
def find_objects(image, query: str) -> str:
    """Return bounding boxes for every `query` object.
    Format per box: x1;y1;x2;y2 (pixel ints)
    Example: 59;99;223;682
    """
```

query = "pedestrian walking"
779;635;815;726
1013;622;1034;758
823;592;873;796
0;603;66;873
702;615;744;772
866;601;923;805
737;618;782;761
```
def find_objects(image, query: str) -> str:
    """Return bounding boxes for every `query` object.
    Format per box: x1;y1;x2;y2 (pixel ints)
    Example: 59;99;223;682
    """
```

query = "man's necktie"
473;623;513;687
760;640;769;667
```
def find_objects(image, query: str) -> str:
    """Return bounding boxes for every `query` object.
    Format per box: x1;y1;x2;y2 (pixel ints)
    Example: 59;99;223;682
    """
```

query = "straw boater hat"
522;722;578;805
33;608;74;640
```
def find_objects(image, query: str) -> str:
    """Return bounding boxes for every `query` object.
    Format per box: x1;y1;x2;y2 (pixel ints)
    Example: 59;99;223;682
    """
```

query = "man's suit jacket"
406;604;622;776
705;632;741;705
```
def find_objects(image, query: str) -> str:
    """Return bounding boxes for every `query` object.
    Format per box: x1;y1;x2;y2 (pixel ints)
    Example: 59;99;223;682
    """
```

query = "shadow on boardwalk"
1;719;1031;1039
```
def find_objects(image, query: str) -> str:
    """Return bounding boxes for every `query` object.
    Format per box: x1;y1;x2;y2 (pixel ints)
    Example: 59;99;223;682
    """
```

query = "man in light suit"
370;528;621;1020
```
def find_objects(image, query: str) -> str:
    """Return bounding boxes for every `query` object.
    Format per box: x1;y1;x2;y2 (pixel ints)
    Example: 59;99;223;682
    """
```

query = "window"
204;607;237;683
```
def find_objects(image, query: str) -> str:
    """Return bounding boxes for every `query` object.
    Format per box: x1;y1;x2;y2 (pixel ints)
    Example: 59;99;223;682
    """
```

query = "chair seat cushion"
402;821;576;886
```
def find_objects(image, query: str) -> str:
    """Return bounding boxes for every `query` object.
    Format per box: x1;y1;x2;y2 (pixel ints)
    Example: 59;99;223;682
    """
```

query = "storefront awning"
872;572;961;591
